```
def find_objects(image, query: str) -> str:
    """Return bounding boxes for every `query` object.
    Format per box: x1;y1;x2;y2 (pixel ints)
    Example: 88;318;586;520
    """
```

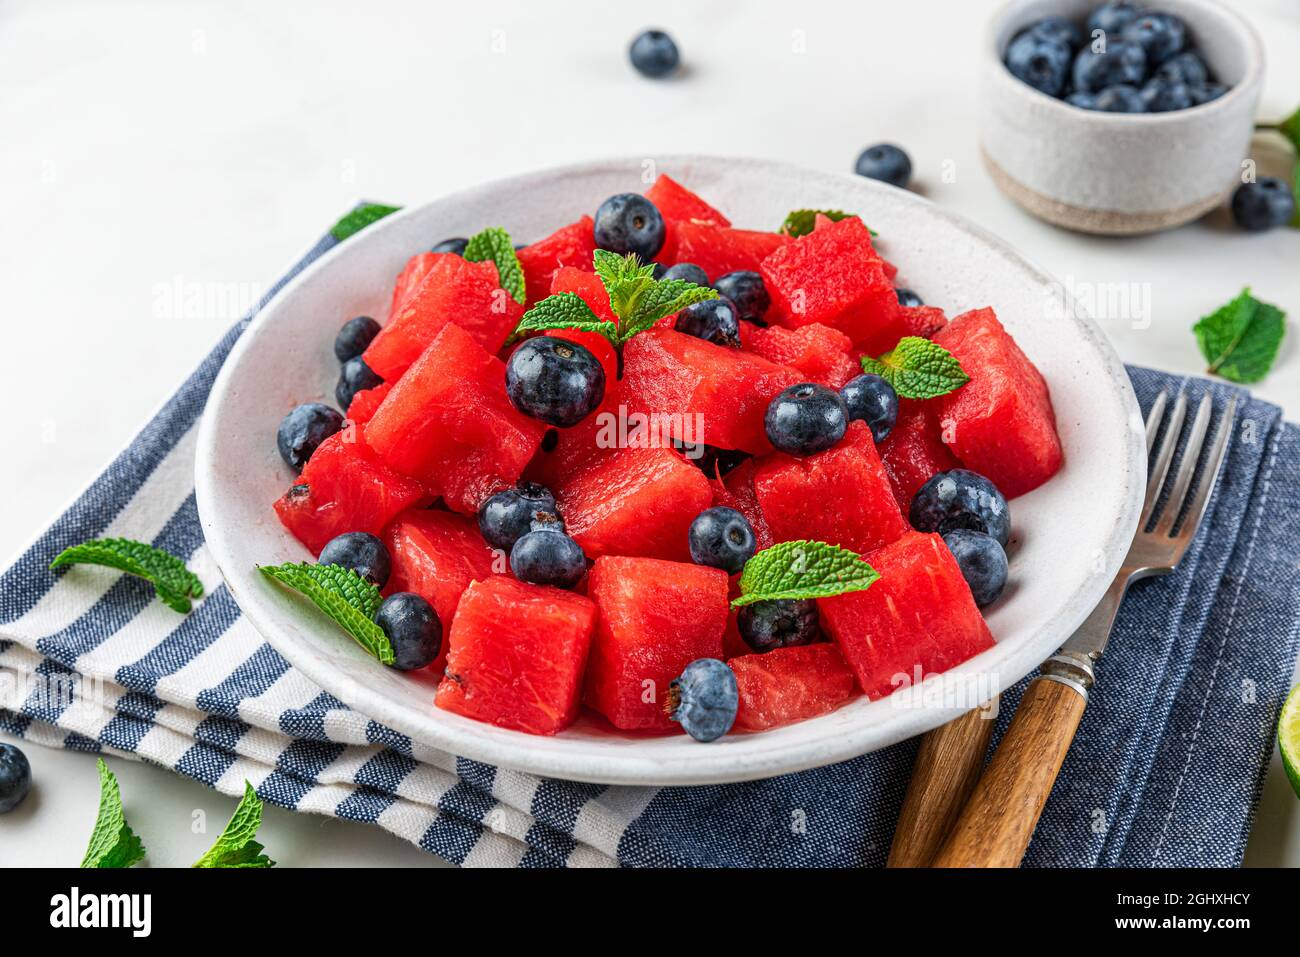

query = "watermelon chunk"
645;174;730;263
728;228;791;263
740;322;859;389
363;254;524;380
898;304;949;340
621;327;802;454
932;308;1063;498
517;216;596;306
364;322;547;514
669;222;762;282
710;458;774;551
435;577;596;735
754;421;908;554
548;265;618;325
878;400;961;512
274;431;427;555
584;556;729;731
555;446;711;562
389;252;440;319
819;531;995;699
730;644;858;731
344;382;392;427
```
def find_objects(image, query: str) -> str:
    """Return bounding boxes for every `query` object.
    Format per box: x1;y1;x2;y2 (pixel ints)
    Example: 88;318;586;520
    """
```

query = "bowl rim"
195;153;1147;785
985;0;1265;123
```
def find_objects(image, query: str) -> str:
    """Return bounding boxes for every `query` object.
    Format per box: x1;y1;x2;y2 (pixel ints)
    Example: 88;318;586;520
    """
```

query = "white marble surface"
1;0;1296;867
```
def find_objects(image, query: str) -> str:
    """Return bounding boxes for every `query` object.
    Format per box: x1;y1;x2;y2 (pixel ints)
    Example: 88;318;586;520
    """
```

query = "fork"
929;389;1238;868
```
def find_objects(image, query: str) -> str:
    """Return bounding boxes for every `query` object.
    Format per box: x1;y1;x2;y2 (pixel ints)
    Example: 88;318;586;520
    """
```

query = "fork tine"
1145;390;1169;454
1173;396;1237;544
1143;391;1188;523
1155;394;1212;535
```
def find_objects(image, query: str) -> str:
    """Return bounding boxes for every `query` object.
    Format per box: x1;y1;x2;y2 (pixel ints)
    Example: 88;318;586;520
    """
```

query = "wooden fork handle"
931;676;1087;868
887;700;998;868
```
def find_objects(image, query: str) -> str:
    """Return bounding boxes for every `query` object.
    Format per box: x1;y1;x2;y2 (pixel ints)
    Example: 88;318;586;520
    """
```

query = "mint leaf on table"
50;538;203;613
193;781;275;869
1193;287;1287;384
81;758;146;869
464;226;526;305
259;562;395;665
329;203;401;241
514;292;618;345
732;540;879;607
861;337;969;400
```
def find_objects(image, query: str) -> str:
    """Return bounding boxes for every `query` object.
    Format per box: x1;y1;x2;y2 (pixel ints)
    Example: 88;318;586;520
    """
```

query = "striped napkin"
3;213;1297;867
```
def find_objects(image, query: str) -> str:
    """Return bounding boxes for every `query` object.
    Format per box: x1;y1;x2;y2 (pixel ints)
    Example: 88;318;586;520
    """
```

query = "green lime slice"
1281;684;1300;799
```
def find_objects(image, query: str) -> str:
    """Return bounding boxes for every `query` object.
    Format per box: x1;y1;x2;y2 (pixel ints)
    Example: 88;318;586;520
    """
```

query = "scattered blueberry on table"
629;29;680;79
1230;178;1297;232
0;743;32;814
854;143;912;189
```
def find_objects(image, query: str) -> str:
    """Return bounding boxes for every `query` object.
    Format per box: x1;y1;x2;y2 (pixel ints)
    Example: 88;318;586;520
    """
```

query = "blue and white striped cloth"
3;214;1298;867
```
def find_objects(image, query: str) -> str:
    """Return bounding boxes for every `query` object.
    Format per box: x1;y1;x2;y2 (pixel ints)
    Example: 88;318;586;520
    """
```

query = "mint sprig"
330;203;401;241
81;758;147;869
732;540;879;607
861;337;969;400
464;226;526;304
50;538;204;613
193;781;276;868
779;209;875;238
1193;287;1287;384
259;562;395;665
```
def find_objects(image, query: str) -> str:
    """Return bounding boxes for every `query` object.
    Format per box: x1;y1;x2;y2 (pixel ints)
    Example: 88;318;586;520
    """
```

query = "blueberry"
1026;16;1084;50
1066;90;1099;109
895;287;923;307
1087;1;1144;37
319;531;391;588
688;506;757;574
1121;12;1185;64
629;29;680;79
506;336;606;427
1230;178;1297;232
1071;41;1146;93
1095;84;1148;112
0;743;32;814
942;530;1009;608
854;143;912;189
431;237;468;255
674;297;741;347
1155;50;1209;88
1141;77;1192;112
765;383;848;456
713;271;770;323
277;402;344;472
334;316;381;363
1189;82;1227;105
666;658;737;743
509;528;586;589
840;374;899;443
375;592;441;671
478;481;559;551
662;262;709;286
593;193;666;263
1005;31;1073;97
737;599;820;653
910;469;1011;547
336;356;383;411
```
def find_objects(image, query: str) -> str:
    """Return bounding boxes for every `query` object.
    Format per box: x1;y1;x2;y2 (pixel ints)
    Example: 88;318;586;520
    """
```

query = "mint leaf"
259;562;395;665
616;279;718;341
330;203;401;241
1194;287;1287;384
733;540;879;607
193;781;275;869
1275;105;1300;155
1292;161;1300;229
779;209;875;238
81;758;146;869
514;292;618;344
861;337;969;400
51;538;203;613
593;250;658;321
464;226;526;304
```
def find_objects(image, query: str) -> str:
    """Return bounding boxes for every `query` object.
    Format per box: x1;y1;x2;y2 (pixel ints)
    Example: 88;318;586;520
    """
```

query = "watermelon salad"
267;173;1064;743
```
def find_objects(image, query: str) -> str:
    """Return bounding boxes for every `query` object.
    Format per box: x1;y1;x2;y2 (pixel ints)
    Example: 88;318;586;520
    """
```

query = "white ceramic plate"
195;155;1146;785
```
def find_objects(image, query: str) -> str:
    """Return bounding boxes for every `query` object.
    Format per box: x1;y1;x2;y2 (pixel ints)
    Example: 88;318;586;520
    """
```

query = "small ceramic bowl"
981;0;1264;235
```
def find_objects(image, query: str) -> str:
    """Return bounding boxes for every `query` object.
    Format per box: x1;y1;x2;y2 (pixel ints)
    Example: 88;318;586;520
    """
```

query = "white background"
1;0;1297;867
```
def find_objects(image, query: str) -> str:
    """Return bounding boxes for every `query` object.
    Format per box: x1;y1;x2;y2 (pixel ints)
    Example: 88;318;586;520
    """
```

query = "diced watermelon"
364;322;547;514
710;458;774;550
435;577;596;735
645;174;731;263
548;265;618;325
363;254;524;381
878;400;961;512
898;304;949;340
389;252;440;319
760;216;901;351
384;508;502;670
754;421;908;554
555;446;712;562
740;322;859;388
730;644;858;732
728;228;791;263
517;216;596;306
819;531;995;698
932;308;1063;498
668;222;761;282
274;431;427;555
621;327;802;454
584;556;729;731
344;382;392;427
